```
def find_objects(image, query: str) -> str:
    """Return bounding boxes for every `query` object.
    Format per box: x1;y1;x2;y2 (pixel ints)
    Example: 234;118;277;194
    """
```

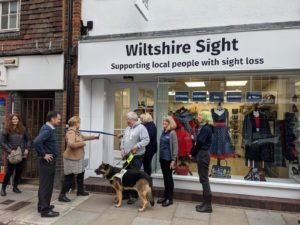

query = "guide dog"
95;162;155;212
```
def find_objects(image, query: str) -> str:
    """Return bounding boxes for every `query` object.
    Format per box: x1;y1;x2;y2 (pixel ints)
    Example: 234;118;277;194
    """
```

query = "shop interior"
155;73;300;184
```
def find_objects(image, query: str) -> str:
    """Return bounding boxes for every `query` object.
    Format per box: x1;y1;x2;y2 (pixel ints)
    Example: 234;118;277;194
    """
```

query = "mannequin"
173;107;196;175
209;102;235;165
242;103;273;181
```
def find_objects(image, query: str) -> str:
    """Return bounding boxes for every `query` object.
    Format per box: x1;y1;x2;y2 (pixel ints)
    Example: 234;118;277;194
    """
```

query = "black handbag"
190;140;200;157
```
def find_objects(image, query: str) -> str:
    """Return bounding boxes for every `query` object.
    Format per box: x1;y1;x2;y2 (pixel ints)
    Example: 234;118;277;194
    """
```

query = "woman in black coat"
190;110;214;213
1;113;31;196
140;113;157;176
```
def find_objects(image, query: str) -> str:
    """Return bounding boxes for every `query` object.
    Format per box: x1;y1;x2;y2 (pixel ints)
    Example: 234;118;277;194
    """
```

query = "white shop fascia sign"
78;29;300;76
0;54;64;91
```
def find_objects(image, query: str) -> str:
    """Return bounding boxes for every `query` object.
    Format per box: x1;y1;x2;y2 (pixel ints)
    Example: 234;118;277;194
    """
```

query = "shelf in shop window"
291;175;300;183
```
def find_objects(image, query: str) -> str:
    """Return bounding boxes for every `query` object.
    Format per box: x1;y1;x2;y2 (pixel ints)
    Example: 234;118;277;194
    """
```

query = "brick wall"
0;0;64;56
54;91;65;187
66;0;81;116
0;0;83;184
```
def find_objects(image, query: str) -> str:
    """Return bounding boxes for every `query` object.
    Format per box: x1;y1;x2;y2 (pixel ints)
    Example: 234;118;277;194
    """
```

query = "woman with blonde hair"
140;113;157;176
191;110;214;213
59;116;99;202
157;116;178;207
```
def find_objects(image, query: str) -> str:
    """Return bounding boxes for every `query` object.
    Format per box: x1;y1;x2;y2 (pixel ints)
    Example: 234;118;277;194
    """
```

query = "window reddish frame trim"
0;91;8;182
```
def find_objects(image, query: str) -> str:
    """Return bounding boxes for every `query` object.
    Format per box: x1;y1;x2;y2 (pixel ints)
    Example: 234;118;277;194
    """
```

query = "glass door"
111;84;155;164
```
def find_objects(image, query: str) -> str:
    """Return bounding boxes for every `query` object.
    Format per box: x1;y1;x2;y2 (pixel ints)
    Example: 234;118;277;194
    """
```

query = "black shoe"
196;203;212;213
127;197;137;205
162;199;173;207
38;205;54;213
0;188;6;196
40;210;60;218
77;191;89;196
58;194;71;202
13;187;22;194
157;198;166;204
195;203;204;209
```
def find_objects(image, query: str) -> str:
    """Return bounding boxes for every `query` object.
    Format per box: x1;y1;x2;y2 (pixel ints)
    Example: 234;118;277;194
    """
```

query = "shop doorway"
110;83;156;163
20;93;54;178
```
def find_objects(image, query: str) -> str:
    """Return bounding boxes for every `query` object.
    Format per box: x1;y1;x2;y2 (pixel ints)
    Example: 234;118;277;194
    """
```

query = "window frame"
0;0;21;32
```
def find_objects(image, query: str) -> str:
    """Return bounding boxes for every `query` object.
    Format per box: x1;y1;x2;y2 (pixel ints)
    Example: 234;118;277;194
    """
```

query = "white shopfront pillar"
80;78;112;178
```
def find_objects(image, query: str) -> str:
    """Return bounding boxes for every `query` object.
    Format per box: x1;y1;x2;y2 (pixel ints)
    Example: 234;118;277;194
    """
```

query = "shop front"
0;54;64;179
78;28;300;200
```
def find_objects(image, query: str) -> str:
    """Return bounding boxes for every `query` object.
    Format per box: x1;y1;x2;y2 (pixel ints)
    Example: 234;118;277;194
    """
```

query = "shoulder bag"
7;135;23;164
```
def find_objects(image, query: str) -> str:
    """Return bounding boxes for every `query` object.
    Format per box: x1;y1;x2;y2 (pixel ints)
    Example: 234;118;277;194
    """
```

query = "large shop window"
155;74;300;184
0;0;20;31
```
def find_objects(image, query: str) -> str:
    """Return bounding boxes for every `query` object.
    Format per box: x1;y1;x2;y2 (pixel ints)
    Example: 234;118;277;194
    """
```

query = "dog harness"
111;169;127;184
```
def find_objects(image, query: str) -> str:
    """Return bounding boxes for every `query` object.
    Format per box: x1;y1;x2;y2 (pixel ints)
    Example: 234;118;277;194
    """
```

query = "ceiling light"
168;90;175;96
185;82;205;87
226;81;248;86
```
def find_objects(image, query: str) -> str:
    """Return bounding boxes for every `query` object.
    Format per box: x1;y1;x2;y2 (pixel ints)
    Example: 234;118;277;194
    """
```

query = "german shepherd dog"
95;162;155;212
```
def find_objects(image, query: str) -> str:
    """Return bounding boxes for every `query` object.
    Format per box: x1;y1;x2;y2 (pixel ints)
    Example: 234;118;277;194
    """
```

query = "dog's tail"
147;177;155;207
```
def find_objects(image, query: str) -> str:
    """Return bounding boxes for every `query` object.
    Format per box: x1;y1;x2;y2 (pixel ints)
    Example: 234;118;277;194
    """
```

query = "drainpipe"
66;0;74;122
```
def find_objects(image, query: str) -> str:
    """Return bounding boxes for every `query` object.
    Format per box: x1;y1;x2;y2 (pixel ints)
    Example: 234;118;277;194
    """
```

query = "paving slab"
131;217;171;225
108;199;143;213
53;209;99;225
137;202;177;221
174;202;210;221
52;193;90;207
211;205;248;225
171;217;209;225
92;208;137;225
0;201;35;223
281;213;300;225
15;204;73;225
75;193;113;213
246;210;286;225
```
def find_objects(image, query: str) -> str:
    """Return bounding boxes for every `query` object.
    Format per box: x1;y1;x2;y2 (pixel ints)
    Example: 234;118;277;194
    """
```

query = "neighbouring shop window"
114;88;130;150
0;96;6;181
0;0;20;31
156;74;300;185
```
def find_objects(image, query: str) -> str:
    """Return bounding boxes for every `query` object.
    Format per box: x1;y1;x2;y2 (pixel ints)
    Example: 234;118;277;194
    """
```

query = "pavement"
0;184;299;225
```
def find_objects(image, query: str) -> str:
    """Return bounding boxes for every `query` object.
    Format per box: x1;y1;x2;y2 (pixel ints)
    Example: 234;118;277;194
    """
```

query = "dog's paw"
115;204;121;208
138;208;145;212
114;197;118;204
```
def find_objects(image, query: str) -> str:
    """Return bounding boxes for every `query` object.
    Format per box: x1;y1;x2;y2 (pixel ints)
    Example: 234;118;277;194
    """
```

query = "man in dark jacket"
34;111;61;218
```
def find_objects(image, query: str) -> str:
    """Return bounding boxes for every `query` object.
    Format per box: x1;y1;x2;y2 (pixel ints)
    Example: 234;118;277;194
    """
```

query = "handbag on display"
8;146;23;165
210;160;231;179
175;162;190;176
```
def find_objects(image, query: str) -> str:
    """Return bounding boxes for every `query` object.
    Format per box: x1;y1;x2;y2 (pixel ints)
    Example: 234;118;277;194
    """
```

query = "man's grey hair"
127;112;138;121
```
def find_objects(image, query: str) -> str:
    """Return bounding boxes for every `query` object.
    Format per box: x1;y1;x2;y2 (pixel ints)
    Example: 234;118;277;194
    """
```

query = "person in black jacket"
140;113;157;176
191;110;214;213
34;111;61;218
0;113;31;196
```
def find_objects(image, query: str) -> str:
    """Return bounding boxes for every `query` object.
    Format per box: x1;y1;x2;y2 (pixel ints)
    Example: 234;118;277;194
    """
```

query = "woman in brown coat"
59;116;99;202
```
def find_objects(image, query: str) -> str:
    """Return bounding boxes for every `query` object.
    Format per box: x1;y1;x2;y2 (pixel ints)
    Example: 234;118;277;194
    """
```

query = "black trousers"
196;150;210;184
2;160;23;189
160;159;174;200
38;158;56;213
143;151;156;176
60;172;85;195
124;155;144;199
